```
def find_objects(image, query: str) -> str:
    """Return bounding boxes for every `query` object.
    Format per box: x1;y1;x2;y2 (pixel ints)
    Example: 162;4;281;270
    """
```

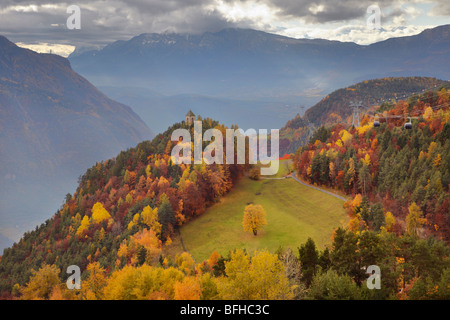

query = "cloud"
16;42;75;57
278;24;433;45
0;0;448;53
267;0;369;23
1;0;233;48
430;0;450;16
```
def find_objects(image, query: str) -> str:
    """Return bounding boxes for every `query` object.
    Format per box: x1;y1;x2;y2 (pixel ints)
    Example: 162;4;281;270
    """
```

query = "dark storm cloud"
258;0;431;23
0;0;235;47
265;0;368;23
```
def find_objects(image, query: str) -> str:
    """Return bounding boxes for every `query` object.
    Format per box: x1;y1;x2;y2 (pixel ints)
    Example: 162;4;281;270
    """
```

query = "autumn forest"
0;83;449;300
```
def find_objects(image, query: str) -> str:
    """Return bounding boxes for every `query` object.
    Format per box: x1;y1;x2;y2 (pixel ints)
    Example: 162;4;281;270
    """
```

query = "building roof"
186;110;195;117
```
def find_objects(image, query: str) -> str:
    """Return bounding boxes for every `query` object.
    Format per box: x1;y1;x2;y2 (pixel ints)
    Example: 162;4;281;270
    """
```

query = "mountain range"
69;25;450;132
0;36;153;250
2;24;450;250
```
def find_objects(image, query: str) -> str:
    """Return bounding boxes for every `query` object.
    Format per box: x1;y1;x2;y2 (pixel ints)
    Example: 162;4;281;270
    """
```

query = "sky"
1;0;449;57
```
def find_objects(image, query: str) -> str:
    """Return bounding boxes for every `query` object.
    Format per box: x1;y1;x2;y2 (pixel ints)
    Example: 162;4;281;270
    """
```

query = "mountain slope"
293;93;450;240
69;26;450;131
1;113;449;301
69;28;358;98
0;117;244;296
0;36;154;249
279;77;450;155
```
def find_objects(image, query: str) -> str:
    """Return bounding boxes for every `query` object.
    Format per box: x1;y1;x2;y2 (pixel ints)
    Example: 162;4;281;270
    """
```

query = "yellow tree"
91;202;111;224
406;202;426;237
133;228;162;250
175;252;196;275
208;250;221;268
423;106;434;120
145;164;151;177
102;265;184;300
347;158;356;187
199;273;219;300
217;250;293;299
242;204;267;236
329;162;336;185
127;213;140;230
361;154;371;167
249;251;293;299
121;228;162;266
125;193;133;204
141;205;162;235
339;129;353;145
21;264;61;300
434;154;442;167
217;249;250;299
80;262;107;300
385;211;396;232
352;194;363;210
348;214;363;233
174;276;202;300
48;284;76;300
117;239;129;263
76;215;90;237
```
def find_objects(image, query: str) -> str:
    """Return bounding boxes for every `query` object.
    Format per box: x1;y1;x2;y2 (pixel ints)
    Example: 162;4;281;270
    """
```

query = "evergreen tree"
370;203;385;231
358;163;371;195
298;238;319;287
330;228;363;284
158;195;175;239
318;247;331;272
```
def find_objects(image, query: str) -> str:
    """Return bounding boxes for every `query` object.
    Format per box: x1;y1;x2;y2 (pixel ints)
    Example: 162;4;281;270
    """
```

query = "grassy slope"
172;161;348;262
261;158;293;178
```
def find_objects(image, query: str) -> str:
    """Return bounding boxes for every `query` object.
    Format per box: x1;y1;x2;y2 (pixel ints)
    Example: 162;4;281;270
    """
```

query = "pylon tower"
350;101;362;128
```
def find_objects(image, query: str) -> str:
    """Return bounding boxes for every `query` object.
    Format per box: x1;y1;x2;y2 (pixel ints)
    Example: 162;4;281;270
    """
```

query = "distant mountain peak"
0;35;14;47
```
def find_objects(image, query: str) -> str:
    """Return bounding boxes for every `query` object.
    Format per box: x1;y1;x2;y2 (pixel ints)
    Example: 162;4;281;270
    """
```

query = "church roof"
186;110;195;117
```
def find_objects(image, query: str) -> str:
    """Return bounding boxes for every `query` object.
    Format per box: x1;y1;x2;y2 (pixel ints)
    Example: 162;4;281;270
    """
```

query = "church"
185;110;195;125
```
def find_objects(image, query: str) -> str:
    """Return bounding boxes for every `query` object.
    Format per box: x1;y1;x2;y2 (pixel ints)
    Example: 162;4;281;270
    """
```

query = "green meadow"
173;161;349;262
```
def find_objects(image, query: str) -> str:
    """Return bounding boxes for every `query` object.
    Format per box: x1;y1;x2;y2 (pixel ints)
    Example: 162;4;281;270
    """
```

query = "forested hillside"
0;118;245;298
1;90;449;301
294;87;450;240
279;77;449;156
0;36;153;250
305;77;449;127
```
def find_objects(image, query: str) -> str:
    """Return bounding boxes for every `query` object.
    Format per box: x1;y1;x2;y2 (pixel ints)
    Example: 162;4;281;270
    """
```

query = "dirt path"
260;176;288;180
261;170;348;201
288;172;347;201
176;228;197;264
